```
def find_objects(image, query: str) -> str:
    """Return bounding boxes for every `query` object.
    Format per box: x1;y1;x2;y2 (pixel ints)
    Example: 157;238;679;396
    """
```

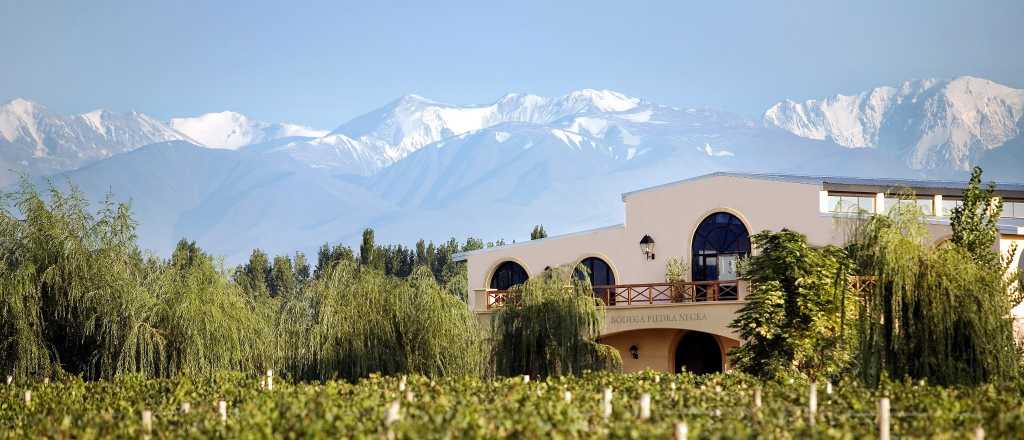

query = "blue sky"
2;0;1021;128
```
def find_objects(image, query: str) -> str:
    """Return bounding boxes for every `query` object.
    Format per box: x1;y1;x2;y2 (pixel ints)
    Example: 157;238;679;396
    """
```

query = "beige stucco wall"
465;175;845;310
600;329;740;373
464;174;1024;344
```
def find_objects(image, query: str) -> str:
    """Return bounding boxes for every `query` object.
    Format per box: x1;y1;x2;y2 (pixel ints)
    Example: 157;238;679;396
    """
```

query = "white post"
24;390;31;405
180;402;191;413
878;398;890;440
43;378;49;385
808;382;817;426
142;410;153;434
674;422;689;440
399;375;407;392
5;375;11;385
218;400;228;423
266;369;273;391
654;375;660;384
639;393;651;420
602;388;613;420
825;381;833;395
385;400;401;425
563;391;572;403
522;375;530;384
753;387;762;410
974;426;985;440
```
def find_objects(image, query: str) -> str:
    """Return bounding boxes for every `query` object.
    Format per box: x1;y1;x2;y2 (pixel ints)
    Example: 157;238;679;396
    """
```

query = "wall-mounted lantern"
629;345;639;359
639;235;656;260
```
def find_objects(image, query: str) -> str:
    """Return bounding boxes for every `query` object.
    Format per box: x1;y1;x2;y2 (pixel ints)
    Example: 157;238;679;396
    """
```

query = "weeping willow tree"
278;262;485;381
492;266;621;377
0;182;272;380
848;191;1020;386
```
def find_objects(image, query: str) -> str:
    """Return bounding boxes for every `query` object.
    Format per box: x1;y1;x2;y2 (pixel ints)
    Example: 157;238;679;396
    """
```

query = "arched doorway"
574;257;616;303
490;261;528;290
692;212;750;300
674;331;723;374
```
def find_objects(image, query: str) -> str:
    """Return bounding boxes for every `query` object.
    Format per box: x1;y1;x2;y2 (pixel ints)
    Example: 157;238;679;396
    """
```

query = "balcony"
478;280;746;311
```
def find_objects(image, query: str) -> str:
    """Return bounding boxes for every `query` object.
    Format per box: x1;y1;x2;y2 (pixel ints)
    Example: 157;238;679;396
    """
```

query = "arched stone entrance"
674;331;723;374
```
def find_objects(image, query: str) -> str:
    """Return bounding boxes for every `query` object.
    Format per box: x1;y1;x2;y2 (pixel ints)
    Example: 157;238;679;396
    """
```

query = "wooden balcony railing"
483;276;879;310
484;280;741;310
849;276;877;296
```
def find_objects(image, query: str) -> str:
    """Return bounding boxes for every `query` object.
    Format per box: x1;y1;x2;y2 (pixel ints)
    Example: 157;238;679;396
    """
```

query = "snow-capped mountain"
12;78;1024;263
0;98;191;184
764;76;1024;170
169;111;327;150
306;89;643;174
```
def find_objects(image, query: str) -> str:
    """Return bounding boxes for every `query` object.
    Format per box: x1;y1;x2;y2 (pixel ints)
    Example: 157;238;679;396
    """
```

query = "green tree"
270;255;297;298
492;265;621;377
463;237;484;252
729;230;853;380
235;249;272;297
950;166;1003;267
277;262;485;380
294;252;310;287
314;243;355;279
359;228;375;268
849;196;1019;386
170;238;203;271
530;225;548;240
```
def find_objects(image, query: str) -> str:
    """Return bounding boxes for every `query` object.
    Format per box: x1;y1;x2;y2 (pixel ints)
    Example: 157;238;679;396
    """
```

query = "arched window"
574;256;616;304
691;212;750;283
490;261;528;290
574;257;615;286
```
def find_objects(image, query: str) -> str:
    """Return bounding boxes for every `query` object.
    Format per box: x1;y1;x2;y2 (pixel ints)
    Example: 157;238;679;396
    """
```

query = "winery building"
454;172;1024;373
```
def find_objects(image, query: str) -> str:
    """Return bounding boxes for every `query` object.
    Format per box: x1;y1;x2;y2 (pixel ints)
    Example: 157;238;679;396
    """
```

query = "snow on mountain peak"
169;111;327;150
322;88;644;173
562;89;641;112
0;99;192;180
763;76;1024;170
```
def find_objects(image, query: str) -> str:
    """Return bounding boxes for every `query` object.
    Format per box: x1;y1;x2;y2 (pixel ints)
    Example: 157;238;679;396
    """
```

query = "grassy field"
3;371;1023;439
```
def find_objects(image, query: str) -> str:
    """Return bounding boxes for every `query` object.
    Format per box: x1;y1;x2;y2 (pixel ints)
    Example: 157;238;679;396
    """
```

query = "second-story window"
490;261;528;290
828;193;875;214
574;257;615;287
941;197;963;216
1000;200;1024;219
886;196;933;216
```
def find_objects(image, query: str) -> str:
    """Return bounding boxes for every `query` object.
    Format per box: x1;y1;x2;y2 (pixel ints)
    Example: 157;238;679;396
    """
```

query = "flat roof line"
620;171;1024;201
452;223;625;261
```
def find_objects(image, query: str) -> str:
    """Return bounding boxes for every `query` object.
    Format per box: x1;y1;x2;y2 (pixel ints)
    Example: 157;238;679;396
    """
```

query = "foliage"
848;195;1019;386
530;224;548;240
359;228;375;267
664;256;686;283
729;230;854;381
492;266;621;377
5;372;1024;438
950;166;1003;267
278;263;485;381
0;182;270;380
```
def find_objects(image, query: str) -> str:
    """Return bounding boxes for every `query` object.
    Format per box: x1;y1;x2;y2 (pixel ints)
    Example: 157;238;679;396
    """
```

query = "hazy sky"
2;0;1022;128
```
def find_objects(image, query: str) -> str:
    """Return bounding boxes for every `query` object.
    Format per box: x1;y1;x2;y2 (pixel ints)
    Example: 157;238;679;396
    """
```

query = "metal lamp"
640;234;655;260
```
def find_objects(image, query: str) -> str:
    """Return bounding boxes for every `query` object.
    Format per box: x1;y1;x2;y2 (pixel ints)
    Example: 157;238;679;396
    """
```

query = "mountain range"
3;76;1022;263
